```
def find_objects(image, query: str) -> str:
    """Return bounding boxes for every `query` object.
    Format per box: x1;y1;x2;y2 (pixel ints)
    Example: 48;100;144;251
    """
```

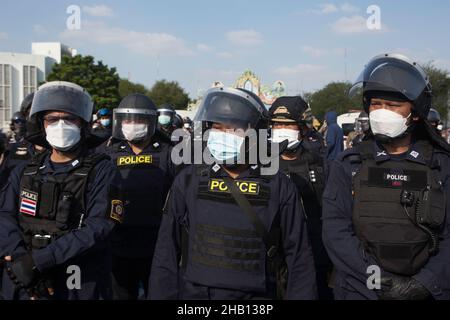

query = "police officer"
7;112;27;145
269;96;333;300
427;108;443;134
157;103;176;140
323;53;450;300
1;94;45;190
150;87;317;300
0;81;123;300
299;107;326;155
92;108;113;141
106;94;175;300
349;111;370;148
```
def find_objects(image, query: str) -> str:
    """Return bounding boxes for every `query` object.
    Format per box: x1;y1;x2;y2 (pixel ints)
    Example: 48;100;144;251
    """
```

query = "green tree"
148;80;190;109
306;82;362;120
423;62;450;124
46;55;120;111
119;78;149;98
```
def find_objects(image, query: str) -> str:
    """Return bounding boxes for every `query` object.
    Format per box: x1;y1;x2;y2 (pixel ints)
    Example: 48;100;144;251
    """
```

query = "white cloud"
217;52;233;59
0;32;8;40
226;29;263;46
317;3;338;14
33;25;48;36
274;64;326;76
341;3;359;13
332;15;389;34
83;4;114;17
332;15;367;33
60;21;194;56
196;43;214;53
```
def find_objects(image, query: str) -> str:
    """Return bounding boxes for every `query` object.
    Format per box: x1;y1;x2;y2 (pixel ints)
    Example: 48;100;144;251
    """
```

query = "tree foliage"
46;55;120;111
148;80;190;109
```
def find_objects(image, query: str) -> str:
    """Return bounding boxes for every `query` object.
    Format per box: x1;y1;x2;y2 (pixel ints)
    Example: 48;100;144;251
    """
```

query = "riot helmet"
113;94;158;143
157;103;176;127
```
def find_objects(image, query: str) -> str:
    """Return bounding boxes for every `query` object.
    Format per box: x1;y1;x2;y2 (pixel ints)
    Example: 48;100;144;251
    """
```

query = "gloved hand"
7;253;39;288
376;275;430;300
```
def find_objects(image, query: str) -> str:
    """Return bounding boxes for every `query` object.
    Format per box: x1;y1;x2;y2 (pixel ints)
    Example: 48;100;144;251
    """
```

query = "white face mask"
122;123;148;142
272;128;300;149
45;120;81;151
370;109;411;138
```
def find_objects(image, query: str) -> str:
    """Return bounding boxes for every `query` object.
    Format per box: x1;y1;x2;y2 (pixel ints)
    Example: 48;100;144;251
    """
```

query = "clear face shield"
112;108;157;143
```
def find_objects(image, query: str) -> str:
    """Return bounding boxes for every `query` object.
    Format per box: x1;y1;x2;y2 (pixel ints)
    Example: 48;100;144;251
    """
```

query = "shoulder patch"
110;199;124;223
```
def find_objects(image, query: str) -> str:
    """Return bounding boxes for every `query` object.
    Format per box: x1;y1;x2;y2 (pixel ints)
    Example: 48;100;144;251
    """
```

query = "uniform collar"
373;141;428;165
41;154;83;174
209;163;261;179
118;139;161;154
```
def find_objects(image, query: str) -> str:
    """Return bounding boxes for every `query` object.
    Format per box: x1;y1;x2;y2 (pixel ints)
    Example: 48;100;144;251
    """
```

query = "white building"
0;42;76;131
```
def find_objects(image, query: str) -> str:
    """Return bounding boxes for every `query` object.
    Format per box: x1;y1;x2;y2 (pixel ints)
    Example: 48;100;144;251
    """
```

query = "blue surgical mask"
207;130;245;162
158;115;171;126
100;119;111;127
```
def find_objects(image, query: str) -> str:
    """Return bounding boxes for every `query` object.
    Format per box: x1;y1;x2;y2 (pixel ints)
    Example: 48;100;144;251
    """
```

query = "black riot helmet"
195;87;269;130
26;81;95;148
20;92;35;118
157;103;176;127
427;108;441;124
11;111;26;124
349;53;432;119
173;113;184;129
112;93;158;143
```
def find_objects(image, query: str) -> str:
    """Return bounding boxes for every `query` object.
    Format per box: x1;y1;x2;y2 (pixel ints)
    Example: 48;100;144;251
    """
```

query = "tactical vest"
111;141;167;228
179;165;284;293
18;151;108;250
281;147;325;205
351;141;446;276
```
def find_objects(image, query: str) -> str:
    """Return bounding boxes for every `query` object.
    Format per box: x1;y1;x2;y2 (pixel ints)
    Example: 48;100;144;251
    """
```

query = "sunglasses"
43;115;79;125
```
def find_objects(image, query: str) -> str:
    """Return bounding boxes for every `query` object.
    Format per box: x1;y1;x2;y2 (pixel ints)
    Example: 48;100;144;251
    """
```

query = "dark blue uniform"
323;140;450;300
0;140;40;189
105;138;174;299
150;164;317;300
0;153;119;300
279;143;333;300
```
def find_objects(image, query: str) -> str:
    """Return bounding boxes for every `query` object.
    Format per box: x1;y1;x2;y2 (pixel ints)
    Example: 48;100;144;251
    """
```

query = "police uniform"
323;140;450;299
0;81;123;300
323;53;450;300
0;149;121;299
279;142;333;300
106;136;174;299
150;163;317;299
1;140;42;187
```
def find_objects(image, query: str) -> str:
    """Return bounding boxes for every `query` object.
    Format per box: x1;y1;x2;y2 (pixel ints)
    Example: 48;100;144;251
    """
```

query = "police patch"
208;179;260;195
117;155;153;166
110;200;124;223
19;189;39;216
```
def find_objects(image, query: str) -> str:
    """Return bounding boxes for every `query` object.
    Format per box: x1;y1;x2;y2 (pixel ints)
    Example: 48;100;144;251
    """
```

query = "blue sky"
1;0;449;98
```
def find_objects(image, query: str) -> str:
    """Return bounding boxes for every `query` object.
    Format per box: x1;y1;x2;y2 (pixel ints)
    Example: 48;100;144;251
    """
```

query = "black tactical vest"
351;141;446;276
280;146;325;205
18;151;108;250
179;165;284;293
110;140;169;228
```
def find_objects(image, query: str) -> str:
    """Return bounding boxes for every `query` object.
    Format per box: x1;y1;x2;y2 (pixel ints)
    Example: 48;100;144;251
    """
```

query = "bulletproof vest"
18;151;108;250
281;146;325;205
351;141;446;276
180;165;282;292
111;140;168;228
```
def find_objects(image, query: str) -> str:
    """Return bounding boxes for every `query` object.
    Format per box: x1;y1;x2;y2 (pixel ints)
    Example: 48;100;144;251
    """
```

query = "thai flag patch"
19;189;39;216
